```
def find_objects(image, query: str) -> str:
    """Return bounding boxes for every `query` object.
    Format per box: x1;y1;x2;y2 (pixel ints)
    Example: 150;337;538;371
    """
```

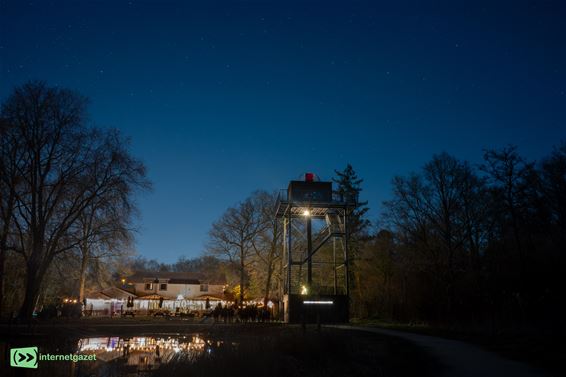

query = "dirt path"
330;325;554;377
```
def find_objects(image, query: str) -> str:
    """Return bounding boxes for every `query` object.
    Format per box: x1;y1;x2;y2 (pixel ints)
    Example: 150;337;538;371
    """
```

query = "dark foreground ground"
351;319;565;376
336;325;557;377
0;319;440;377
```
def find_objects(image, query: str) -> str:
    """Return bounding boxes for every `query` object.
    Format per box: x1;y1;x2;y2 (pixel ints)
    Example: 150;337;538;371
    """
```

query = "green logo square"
10;346;39;368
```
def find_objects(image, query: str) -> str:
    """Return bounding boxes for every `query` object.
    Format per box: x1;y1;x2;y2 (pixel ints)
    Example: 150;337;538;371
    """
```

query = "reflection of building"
78;336;209;374
85;272;228;315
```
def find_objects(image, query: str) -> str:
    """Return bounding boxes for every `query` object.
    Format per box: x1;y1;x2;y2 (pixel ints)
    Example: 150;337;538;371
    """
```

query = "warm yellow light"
302;209;310;216
300;285;308;295
121;278;126;284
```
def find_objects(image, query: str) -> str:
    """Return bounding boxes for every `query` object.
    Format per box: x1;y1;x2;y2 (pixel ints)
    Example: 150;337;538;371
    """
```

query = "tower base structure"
283;294;349;323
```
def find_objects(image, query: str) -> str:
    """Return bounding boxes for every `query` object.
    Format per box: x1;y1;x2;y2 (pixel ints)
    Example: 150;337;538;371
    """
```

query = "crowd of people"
211;302;273;323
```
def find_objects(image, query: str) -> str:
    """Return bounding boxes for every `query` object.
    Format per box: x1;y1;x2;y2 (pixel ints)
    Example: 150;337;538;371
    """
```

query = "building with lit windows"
84;272;227;316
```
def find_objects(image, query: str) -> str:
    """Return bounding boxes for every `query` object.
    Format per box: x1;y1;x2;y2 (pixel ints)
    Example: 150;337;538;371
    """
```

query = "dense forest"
354;146;566;331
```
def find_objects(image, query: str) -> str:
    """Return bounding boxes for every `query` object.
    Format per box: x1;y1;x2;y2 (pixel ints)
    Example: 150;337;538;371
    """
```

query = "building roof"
169;278;201;284
137;293;169;300
86;291;112;300
127;271;226;285
101;287;136;300
86;287;136;300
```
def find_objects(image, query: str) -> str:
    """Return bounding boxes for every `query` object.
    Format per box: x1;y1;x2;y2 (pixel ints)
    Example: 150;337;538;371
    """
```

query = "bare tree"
249;191;282;304
481;146;535;267
0;82;149;319
207;196;265;305
383;153;487;319
539;142;566;239
72;197;133;302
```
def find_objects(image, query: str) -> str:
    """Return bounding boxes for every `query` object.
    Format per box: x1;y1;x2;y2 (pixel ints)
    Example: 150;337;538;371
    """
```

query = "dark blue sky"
1;0;565;262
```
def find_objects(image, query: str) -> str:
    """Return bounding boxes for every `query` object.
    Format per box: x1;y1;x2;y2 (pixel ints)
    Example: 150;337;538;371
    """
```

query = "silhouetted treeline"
353;144;566;331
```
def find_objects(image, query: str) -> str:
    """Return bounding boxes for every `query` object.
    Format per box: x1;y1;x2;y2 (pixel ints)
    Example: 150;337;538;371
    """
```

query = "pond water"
1;325;438;377
77;334;218;374
1;333;228;377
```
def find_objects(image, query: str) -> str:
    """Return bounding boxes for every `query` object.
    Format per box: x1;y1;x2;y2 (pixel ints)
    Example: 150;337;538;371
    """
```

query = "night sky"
1;0;565;262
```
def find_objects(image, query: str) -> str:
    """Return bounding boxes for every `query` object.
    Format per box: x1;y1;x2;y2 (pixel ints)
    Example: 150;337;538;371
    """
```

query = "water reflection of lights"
78;335;212;361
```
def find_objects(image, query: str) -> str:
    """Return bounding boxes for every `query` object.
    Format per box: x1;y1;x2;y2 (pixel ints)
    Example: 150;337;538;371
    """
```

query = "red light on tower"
305;172;314;182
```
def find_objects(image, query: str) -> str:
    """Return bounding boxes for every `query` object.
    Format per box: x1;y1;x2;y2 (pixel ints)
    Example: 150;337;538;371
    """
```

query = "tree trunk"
264;262;273;304
355;266;364;317
240;246;245;307
18;237;52;320
78;245;89;302
0;242;5;317
18;262;45;320
0;194;14;317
